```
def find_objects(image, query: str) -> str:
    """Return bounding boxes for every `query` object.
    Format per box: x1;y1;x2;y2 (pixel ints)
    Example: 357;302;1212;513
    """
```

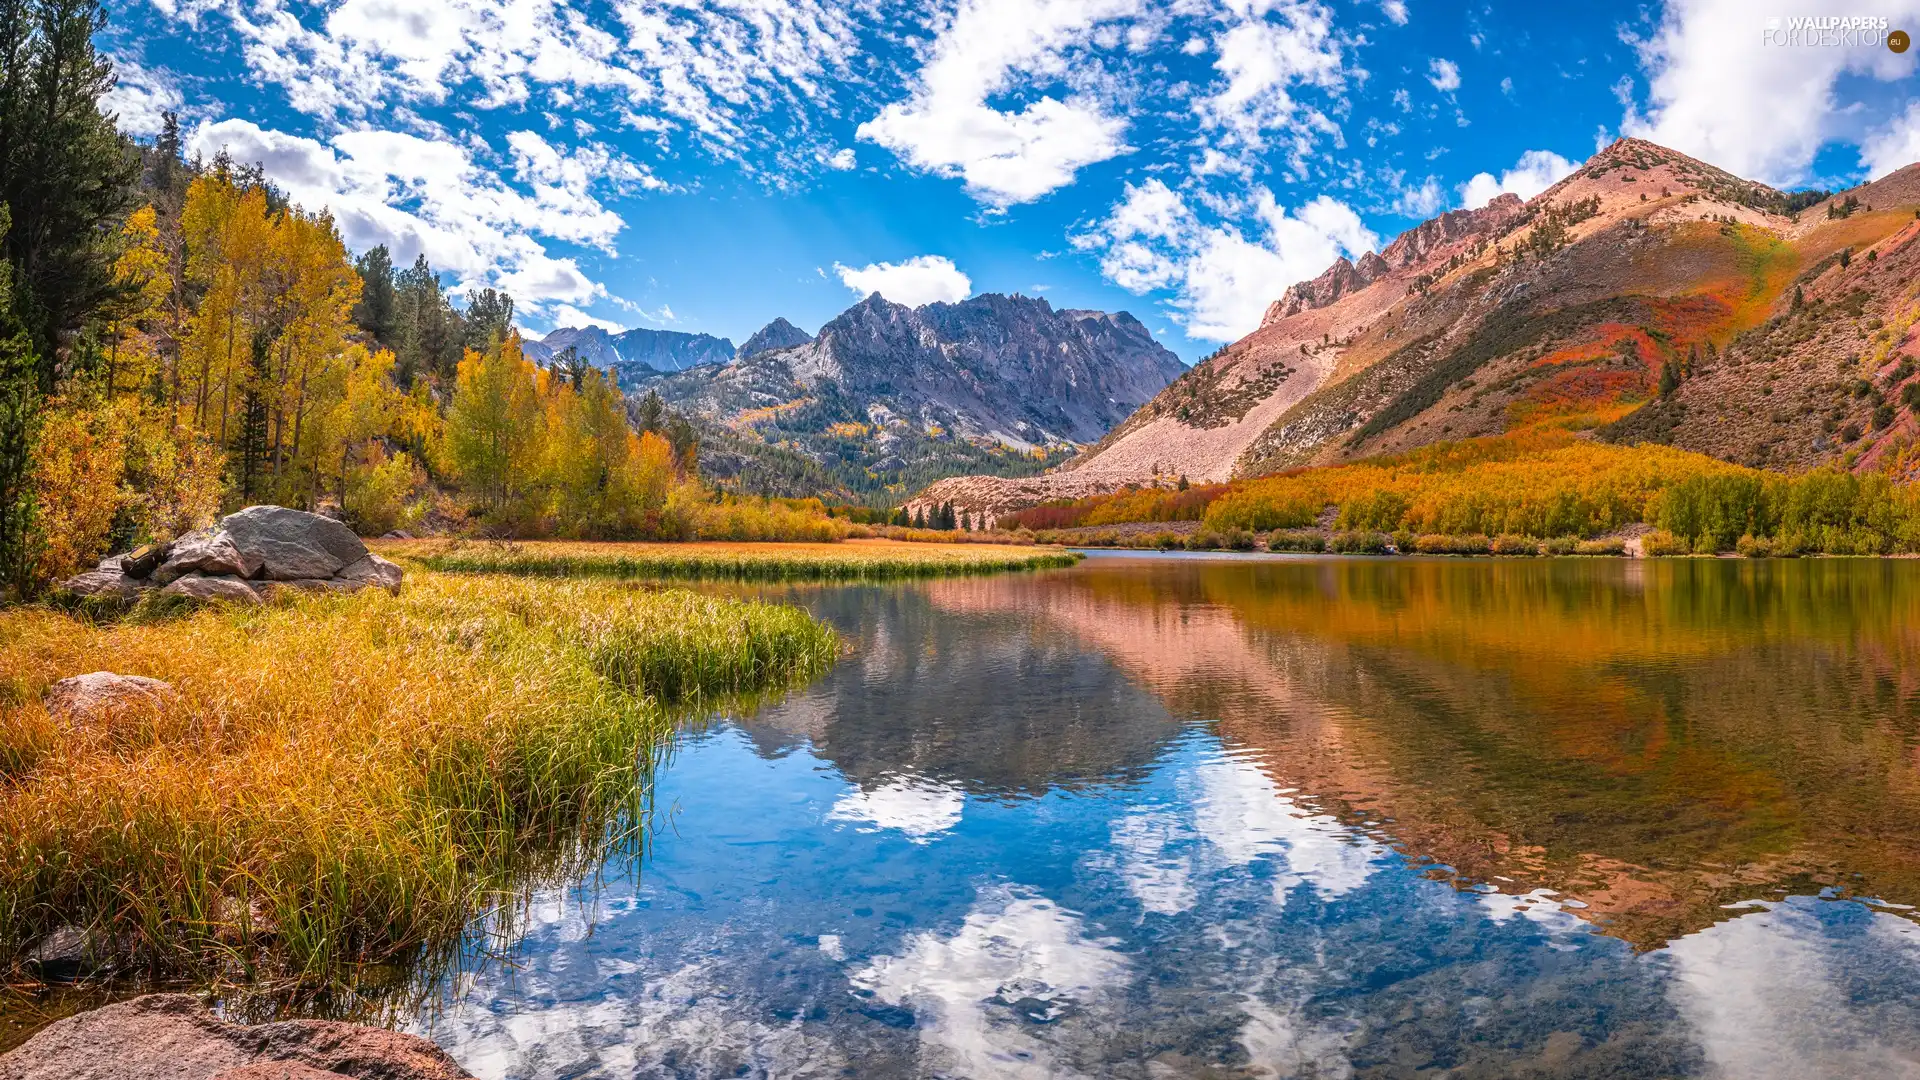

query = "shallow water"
413;554;1920;1079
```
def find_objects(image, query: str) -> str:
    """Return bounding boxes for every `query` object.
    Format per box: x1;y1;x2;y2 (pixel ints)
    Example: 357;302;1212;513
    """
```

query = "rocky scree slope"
634;293;1185;499
922;137;1920;518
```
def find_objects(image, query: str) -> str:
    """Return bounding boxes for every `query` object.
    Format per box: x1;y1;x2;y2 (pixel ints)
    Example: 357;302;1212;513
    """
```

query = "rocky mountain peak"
737;317;812;359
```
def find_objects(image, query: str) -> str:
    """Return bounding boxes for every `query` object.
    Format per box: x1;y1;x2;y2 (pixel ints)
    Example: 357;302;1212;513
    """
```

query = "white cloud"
103;57;186;137
548;305;625;333
1861;101;1920;180
1080;178;1377;341
1621;0;1920;186
188;117;627;313
856;0;1139;207
1392;176;1445;217
156;0;864;177
1380;1;1408;26
1456;148;1578;209
1193;1;1349;172
1426;57;1460;92
833;255;973;307
826;147;857;170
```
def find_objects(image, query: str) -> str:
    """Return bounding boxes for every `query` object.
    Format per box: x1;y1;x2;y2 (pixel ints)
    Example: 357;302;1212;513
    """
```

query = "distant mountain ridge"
522;325;735;375
634;292;1186;499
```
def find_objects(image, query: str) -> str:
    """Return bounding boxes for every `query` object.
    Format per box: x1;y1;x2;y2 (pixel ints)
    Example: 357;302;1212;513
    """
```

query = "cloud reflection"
827;775;966;841
851;885;1128;1080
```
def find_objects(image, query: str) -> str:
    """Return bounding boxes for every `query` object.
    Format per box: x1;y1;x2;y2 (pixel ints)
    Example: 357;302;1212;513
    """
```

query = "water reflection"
416;556;1920;1078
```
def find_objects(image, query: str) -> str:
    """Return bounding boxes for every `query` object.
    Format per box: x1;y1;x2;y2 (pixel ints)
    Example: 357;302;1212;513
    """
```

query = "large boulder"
152;531;263;585
57;568;148;601
331;554;404;596
160;574;262;605
219;506;368;582
43;673;173;725
0;993;473;1080
57;506;401;602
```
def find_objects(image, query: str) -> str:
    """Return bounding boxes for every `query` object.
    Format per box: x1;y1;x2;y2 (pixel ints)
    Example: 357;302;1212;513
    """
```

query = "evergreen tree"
353;244;396;346
230;327;271;501
635;389;666;434
665;412;699;473
0;1;137;594
462;287;513;352
0;0;140;392
393;253;461;383
1658;358;1681;398
554;345;590;389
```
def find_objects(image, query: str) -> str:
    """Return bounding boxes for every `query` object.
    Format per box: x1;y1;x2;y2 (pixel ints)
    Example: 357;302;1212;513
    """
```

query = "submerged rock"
57;506;402;603
0;993;473;1080
43;672;173;725
20;926;98;982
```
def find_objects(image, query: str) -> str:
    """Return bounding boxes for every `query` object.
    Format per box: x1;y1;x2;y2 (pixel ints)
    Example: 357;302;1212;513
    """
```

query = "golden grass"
0;572;837;989
383;537;1082;581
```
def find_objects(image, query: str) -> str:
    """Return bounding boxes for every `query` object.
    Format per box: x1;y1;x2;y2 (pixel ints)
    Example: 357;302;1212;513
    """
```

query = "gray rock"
0;993;475;1080
332;554;404;595
58;569;149;601
95;553;126;572
22;926;96;982
218;506;368;581
43;672;173;725
152;531;263;585
161;574;262;605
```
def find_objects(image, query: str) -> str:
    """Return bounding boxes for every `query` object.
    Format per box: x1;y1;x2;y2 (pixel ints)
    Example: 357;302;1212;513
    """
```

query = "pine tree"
462;287;513;353
353;245;397;345
230;328;272;501
635;389;666;434
0;0;140;392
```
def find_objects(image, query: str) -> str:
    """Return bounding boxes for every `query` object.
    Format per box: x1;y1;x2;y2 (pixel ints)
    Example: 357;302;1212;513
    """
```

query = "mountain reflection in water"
416;555;1920;1079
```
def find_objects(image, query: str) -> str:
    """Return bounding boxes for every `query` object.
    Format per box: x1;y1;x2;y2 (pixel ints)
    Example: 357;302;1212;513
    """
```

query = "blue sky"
103;0;1920;362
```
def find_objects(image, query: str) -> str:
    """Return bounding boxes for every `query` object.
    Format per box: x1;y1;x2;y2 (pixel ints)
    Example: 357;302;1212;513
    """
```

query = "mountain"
522;326;735;377
737;317;812;359
633;293;1186;500
921;138;1920;517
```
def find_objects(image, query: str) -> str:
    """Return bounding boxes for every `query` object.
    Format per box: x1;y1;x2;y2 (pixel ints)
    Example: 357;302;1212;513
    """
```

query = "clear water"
413;554;1920;1079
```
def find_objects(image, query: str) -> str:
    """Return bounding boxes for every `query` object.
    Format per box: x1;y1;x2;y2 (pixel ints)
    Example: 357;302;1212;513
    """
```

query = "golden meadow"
390;538;1082;582
0;571;837;991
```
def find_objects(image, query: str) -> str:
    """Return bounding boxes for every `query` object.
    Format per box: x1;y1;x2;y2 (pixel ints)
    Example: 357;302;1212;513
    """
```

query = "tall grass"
0;573;837;990
390;538;1082;582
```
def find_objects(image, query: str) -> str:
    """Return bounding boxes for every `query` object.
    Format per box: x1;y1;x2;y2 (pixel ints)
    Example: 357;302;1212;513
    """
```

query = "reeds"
388;538;1082;582
0;572;837;990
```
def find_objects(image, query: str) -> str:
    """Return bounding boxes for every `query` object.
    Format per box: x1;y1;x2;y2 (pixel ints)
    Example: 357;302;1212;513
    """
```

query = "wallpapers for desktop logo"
1762;14;1910;50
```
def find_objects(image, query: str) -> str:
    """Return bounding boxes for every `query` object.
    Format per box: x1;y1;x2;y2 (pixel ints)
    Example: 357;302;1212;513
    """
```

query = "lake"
412;553;1920;1079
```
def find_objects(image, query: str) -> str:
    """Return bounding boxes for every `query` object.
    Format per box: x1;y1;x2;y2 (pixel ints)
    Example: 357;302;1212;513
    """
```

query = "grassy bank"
0;573;836;989
386;538;1082;581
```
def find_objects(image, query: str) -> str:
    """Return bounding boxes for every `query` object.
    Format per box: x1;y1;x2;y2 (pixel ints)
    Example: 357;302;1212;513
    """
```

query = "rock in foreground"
43;672;173;725
58;506;402;604
0;994;472;1080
